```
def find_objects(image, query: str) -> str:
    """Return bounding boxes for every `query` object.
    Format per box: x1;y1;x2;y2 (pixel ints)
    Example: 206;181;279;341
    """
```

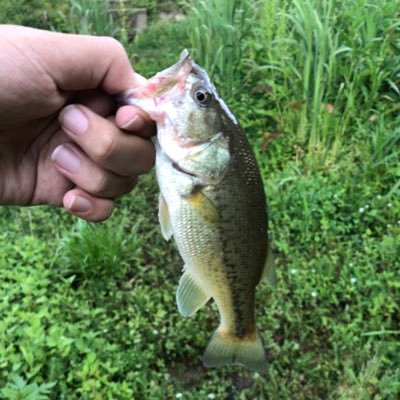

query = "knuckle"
101;36;125;56
87;171;108;195
92;133;117;162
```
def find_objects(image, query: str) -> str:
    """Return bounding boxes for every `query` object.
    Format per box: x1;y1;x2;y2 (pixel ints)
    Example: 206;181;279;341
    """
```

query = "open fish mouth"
119;49;193;104
118;49;214;109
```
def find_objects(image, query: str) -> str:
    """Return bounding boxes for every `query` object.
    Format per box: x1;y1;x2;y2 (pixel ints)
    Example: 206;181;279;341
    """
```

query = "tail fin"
202;329;268;373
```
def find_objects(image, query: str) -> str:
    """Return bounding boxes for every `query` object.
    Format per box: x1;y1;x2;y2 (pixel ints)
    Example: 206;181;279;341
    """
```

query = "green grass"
182;0;256;98
0;0;400;399
57;0;118;38
243;0;400;163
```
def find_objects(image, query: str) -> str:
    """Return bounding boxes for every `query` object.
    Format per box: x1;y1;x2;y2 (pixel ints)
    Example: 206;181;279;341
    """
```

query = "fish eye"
194;88;213;106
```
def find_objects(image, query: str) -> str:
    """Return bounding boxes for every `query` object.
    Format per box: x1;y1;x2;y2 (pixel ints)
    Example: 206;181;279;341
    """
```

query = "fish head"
122;50;235;185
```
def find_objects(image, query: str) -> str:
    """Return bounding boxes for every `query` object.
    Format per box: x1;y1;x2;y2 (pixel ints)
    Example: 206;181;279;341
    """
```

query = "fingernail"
51;145;81;173
60;105;88;135
120;114;145;130
65;194;92;213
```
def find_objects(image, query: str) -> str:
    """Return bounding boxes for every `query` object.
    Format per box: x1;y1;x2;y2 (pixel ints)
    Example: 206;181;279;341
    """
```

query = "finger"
45;32;142;93
63;189;114;222
116;105;156;138
51;143;138;198
73;89;115;116
59;104;155;176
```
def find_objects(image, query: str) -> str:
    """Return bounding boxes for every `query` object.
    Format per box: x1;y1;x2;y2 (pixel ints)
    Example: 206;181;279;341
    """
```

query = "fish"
121;50;274;373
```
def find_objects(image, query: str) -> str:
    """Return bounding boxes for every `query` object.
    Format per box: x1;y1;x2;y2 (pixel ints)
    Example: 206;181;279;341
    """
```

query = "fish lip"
158;49;191;78
117;50;193;105
150;50;193;97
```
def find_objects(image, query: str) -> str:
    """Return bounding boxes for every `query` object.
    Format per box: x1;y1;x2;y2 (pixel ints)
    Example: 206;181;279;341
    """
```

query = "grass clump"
58;0;118;37
244;0;400;163
183;0;256;98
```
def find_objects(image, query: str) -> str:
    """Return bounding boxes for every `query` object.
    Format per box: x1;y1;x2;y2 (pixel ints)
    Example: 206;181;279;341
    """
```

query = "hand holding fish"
0;25;155;221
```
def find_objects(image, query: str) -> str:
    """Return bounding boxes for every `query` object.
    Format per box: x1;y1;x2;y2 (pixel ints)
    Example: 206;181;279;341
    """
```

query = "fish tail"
202;328;268;373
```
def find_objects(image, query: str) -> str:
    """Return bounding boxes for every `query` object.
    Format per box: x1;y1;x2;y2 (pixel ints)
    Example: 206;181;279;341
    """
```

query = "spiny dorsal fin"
176;268;210;317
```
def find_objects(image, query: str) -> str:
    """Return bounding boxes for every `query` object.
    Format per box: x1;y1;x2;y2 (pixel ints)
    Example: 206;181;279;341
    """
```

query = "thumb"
4;25;143;94
49;34;143;94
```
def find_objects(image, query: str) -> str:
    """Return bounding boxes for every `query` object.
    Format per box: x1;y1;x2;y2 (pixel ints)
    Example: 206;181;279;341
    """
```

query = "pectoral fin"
176;268;210;317
158;194;173;241
185;189;219;226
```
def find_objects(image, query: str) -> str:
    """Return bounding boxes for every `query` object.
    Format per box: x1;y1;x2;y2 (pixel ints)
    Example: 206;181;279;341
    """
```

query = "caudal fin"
202;329;268;373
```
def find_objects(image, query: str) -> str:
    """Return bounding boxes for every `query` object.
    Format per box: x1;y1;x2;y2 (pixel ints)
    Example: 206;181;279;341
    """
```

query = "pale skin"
0;25;155;222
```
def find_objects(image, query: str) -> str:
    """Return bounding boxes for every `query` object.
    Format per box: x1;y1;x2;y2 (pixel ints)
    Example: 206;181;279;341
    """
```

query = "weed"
1;375;55;400
245;0;400;164
183;0;257;98
58;0;118;37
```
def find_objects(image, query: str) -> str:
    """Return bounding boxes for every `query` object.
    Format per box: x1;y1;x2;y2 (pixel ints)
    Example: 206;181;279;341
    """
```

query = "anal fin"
262;241;276;286
176;269;210;317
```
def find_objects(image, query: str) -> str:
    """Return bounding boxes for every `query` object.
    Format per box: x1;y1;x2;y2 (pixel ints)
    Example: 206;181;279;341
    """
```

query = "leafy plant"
59;210;148;284
0;0;69;31
0;375;55;400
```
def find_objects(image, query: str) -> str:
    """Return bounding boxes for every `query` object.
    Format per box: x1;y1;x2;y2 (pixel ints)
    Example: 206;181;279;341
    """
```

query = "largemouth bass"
122;50;274;373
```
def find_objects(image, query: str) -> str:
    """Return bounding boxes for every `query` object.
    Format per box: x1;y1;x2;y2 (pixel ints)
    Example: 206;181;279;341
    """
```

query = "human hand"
0;25;155;221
